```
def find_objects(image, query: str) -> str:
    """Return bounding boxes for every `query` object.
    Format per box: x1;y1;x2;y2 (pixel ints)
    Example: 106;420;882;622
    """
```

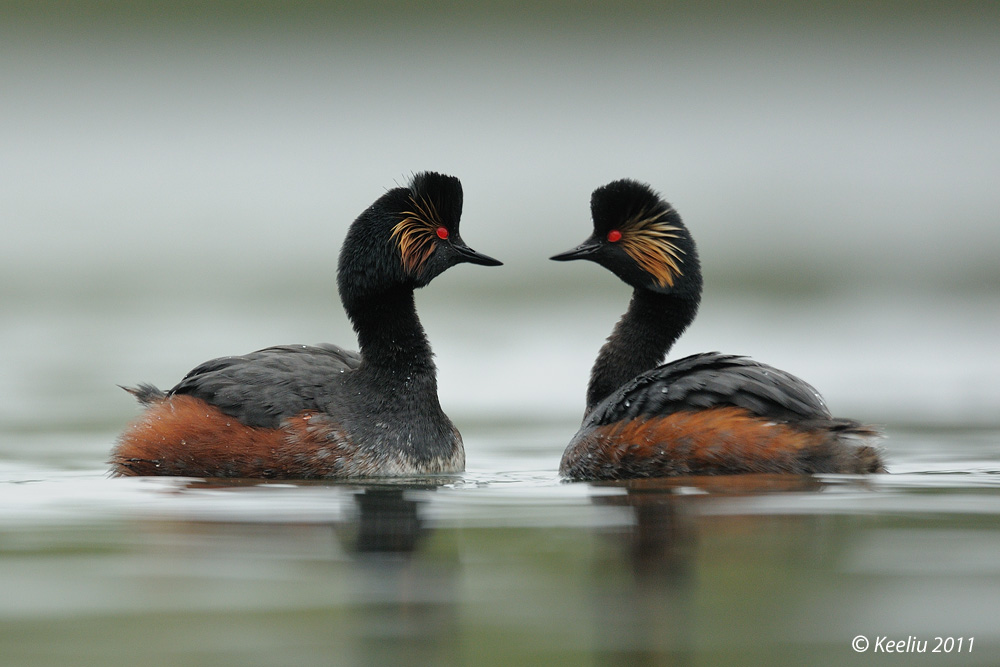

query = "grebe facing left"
112;172;501;479
551;179;884;481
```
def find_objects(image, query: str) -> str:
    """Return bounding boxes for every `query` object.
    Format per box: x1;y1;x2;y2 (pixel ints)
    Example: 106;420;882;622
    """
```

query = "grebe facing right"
551;179;884;481
112;171;501;479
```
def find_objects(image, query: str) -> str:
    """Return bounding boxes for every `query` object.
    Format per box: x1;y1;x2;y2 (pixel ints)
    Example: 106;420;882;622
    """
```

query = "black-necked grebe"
112;172;501;478
551;179;884;480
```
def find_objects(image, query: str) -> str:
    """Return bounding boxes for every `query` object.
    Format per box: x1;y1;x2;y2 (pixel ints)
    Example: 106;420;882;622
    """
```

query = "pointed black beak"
454;243;503;267
550;238;601;262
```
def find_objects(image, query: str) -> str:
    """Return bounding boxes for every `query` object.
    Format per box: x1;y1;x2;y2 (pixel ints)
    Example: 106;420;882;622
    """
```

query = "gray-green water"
3;3;1000;665
2;427;1000;665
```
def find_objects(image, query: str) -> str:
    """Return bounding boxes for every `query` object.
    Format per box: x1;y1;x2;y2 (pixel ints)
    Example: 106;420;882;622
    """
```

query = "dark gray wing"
585;352;832;427
169;343;362;428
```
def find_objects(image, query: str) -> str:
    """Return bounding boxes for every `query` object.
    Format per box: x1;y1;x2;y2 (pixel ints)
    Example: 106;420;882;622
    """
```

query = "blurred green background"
2;3;999;665
3;0;998;298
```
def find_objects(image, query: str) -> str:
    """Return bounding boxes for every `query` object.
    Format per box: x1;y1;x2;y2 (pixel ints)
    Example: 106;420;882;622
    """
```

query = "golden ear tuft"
391;194;444;275
619;207;685;288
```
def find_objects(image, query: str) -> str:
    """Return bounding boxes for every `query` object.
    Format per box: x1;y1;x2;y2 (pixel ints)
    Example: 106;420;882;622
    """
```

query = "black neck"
585;289;699;416
341;285;458;466
347;287;437;381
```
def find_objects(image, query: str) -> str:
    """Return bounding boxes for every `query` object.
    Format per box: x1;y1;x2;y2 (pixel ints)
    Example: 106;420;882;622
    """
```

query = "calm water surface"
1;429;999;666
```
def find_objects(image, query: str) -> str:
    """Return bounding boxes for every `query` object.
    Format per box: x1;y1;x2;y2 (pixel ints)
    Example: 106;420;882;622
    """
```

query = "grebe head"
551;179;701;299
338;172;501;307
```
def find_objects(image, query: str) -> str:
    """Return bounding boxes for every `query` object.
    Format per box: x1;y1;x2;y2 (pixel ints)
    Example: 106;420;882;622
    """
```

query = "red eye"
607;229;622;243
436;227;449;240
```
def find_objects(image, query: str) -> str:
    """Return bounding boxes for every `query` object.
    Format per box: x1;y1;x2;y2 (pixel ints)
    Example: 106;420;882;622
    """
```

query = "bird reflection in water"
170;479;460;664
348;486;426;554
588;475;824;665
340;484;461;665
